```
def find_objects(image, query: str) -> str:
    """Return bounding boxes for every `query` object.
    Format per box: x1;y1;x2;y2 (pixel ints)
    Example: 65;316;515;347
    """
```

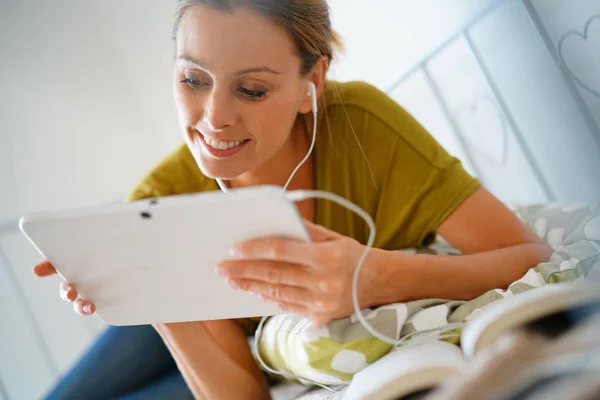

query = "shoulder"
323;80;413;125
126;144;213;202
322;80;451;169
323;80;393;112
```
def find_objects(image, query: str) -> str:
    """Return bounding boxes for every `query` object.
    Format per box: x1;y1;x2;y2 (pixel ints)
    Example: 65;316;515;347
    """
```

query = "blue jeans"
44;325;194;400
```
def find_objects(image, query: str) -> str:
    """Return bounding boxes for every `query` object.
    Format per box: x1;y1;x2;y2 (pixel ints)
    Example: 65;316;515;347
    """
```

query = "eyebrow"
177;56;281;76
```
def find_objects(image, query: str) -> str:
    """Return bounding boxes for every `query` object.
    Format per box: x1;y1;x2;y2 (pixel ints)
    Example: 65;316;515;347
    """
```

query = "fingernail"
226;279;239;289
216;267;228;277
61;287;71;301
229;247;241;258
83;304;92;314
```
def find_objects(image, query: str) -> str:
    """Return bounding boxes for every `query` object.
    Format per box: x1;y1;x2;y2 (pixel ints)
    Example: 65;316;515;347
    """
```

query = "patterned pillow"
257;203;600;388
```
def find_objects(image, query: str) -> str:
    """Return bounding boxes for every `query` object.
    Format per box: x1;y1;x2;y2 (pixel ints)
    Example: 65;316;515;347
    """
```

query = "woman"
34;1;552;399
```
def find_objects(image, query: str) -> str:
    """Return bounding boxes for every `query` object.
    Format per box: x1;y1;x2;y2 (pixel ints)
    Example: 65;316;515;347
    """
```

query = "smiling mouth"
196;131;251;149
195;131;251;158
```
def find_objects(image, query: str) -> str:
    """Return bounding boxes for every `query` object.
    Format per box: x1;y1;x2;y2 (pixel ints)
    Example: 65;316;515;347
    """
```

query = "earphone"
282;81;318;191
215;81;436;390
308;81;318;114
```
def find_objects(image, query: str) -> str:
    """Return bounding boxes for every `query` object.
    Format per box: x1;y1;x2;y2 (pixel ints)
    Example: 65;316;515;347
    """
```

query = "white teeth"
204;136;244;150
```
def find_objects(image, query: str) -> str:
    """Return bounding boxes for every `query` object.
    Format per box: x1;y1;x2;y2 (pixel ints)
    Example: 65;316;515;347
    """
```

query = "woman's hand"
217;220;381;324
33;261;96;316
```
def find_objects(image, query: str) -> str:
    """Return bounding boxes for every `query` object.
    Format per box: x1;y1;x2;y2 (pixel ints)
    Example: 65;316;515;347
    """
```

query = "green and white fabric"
254;203;600;385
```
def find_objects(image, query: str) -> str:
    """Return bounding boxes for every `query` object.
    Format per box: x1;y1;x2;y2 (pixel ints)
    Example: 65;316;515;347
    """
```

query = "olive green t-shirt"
127;81;481;249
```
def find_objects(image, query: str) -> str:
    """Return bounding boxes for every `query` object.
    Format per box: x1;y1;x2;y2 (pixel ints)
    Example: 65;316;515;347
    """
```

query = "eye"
180;78;208;90
238;87;268;101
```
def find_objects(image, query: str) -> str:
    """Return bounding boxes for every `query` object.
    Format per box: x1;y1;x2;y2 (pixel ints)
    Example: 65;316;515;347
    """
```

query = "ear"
298;57;328;115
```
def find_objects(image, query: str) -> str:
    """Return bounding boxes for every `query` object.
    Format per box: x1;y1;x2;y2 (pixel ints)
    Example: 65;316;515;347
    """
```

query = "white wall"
0;1;180;224
327;0;499;87
1;250;56;400
465;0;600;202
529;0;600;131
0;2;180;398
1;0;599;399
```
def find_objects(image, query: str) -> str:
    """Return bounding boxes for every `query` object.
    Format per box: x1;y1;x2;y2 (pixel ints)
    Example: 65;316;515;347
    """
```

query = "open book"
344;283;600;400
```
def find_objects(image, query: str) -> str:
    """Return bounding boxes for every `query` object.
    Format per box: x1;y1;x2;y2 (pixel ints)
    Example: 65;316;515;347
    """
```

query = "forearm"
371;243;553;304
153;321;270;400
154;324;205;399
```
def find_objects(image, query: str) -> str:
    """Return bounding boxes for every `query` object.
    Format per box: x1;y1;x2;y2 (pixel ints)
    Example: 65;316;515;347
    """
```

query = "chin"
197;159;248;181
183;144;234;179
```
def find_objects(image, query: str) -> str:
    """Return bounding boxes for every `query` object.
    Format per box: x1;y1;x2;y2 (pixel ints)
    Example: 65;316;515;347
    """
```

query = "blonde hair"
173;0;342;76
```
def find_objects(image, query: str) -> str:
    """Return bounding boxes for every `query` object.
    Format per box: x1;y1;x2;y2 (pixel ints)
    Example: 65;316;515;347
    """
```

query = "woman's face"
174;5;314;179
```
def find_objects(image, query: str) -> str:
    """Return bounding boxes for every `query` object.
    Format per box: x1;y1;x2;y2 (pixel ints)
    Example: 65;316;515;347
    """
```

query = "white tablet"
19;185;310;326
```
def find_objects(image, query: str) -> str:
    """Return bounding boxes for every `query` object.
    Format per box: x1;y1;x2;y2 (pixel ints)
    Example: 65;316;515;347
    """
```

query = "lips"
196;131;250;159
203;135;249;150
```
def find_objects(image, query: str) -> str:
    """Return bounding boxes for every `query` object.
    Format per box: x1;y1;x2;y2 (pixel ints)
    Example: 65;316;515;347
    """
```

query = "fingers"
59;281;95;316
73;297;96;316
34;261;96;316
218;260;311;288
230;278;335;324
33;261;56;277
261;297;311;318
59;281;78;302
255;292;332;325
229;279;315;309
230;238;317;267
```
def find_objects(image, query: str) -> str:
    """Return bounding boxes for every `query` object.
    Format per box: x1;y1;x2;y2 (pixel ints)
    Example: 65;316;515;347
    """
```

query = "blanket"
258;203;600;386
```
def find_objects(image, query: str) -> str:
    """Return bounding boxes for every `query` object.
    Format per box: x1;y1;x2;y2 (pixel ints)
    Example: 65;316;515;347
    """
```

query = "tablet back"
19;185;309;326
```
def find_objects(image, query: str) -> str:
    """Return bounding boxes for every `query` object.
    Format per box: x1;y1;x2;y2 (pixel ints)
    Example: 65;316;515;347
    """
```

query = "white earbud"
280;82;317;190
307;82;318;116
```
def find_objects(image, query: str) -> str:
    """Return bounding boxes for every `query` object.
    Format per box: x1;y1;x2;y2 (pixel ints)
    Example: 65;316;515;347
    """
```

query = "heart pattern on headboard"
557;14;600;98
454;94;509;165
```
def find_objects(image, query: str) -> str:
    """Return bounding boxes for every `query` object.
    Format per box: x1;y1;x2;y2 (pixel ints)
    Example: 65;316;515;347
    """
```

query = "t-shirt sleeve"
403;157;482;247
351;83;482;249
124;145;195;203
125;144;210;203
125;173;173;203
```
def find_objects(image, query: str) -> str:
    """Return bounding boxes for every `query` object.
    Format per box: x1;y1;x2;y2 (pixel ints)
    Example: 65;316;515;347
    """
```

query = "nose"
203;87;236;131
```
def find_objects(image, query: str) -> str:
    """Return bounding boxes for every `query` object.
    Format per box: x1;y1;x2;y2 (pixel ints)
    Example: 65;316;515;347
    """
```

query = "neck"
228;115;313;191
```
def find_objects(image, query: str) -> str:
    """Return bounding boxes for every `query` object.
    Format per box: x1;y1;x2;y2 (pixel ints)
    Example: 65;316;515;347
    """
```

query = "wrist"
363;248;416;307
